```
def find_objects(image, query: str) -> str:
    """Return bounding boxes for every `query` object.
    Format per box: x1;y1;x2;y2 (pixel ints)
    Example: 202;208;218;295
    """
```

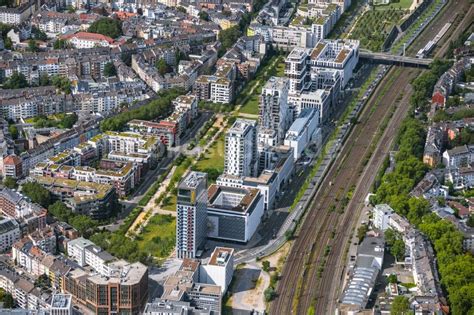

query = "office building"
224;119;258;177
176;172;208;259
207;185;264;243
285;48;311;94
63;261;149;314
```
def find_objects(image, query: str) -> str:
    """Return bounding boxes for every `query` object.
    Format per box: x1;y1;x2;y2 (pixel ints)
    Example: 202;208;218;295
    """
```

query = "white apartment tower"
285;48;311;94
176;172;208;259
224;119;258;177
259;77;292;144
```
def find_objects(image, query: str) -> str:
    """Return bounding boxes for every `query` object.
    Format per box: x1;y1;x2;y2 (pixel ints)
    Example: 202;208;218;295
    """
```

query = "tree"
27;39;39;52
88;17;123;39
387;274;397;284
357;224;368;244
390;296;410;315
66;5;76;13
3;177;17;189
449;282;474;315
264;287;276;302
104;62;117;77
0;289;14;308
22;182;51;208
3;72;28;89
176;6;186;13
34;274;50;289
155;58;172;76
0;0;13;7
4;36;12;50
53;39;69;49
198;11;209;21
48;201;72;222
8;124;18;140
69;215;98;237
391;239;405;261
262;260;270;272
467;215;474;228
407;197;430;226
218;25;241;51
50;75;71;94
31;27;47;41
59;113;78;129
39;73;50;86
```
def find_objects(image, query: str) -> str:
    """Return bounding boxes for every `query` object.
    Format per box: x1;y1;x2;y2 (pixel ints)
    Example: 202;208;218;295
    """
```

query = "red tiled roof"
61;32;114;44
3;155;21;166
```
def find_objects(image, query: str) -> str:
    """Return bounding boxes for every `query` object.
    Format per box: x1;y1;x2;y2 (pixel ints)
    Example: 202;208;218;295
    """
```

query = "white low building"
372;204;393;231
200;247;234;294
284;108;321;161
67;237;94;267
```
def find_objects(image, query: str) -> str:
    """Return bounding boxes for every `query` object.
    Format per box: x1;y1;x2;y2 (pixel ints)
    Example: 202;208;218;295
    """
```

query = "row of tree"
373;61;474;313
100;88;184;131
2;72;71;93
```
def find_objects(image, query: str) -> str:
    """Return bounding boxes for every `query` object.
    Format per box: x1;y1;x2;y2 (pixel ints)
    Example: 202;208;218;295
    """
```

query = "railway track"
271;1;473;314
407;0;472;56
270;65;419;314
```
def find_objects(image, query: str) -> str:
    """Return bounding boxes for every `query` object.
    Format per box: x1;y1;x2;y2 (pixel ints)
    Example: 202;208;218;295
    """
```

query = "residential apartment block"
224;119;258;177
0;189;47;235
259;76;292;144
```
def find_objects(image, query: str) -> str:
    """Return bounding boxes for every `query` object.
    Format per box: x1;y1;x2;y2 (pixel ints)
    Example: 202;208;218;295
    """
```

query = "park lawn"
194;132;225;173
375;0;413;10
276;60;285;77
162;195;177;211
136;214;176;258
239;94;260;115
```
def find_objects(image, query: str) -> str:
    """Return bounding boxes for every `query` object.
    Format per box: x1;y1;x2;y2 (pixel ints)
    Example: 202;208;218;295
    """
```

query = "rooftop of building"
208;184;260;213
208;247;234;266
174;94;196;105
287;47;309;60
180;258;200;273
287;108;317;135
0;216;18;234
50;294;72;309
178;171;207;190
61;31;114;44
243;170;277;185
85;244;115;262
88;261;148;285
228;118;256;135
